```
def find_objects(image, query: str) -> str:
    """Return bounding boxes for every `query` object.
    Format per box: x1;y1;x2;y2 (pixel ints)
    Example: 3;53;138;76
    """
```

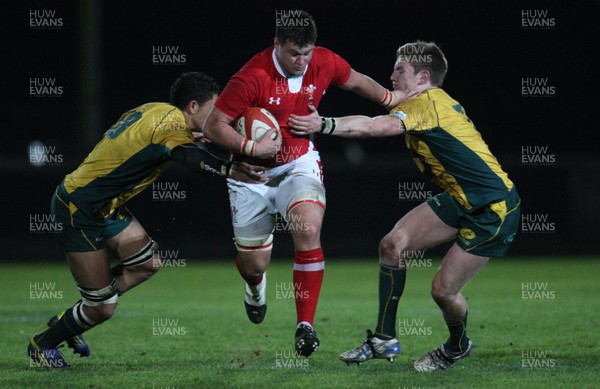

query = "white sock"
245;272;266;306
296;321;313;330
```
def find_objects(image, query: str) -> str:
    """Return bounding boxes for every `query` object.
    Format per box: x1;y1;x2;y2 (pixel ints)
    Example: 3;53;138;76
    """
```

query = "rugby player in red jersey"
203;10;411;357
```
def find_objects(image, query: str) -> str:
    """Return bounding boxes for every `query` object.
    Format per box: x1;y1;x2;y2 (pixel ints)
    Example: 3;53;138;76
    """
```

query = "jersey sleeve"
151;111;195;150
326;49;352;86
170;144;230;176
389;100;439;133
214;72;261;120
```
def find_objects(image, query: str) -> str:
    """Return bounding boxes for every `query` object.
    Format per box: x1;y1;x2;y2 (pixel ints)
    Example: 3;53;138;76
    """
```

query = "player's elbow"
356;119;379;138
371;116;403;137
355;118;392;138
341;117;378;138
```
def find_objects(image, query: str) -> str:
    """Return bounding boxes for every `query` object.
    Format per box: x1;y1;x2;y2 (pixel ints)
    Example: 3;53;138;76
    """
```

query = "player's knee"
240;265;266;280
431;283;455;305
86;303;118;324
148;254;161;275
285;190;325;239
290;220;321;248
122;239;161;279
78;280;119;323
121;239;159;267
237;253;269;277
301;220;322;237
138;250;162;278
379;236;395;259
235;235;272;278
379;234;406;265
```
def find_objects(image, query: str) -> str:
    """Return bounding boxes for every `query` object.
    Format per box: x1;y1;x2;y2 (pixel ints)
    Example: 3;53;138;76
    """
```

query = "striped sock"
34;301;96;348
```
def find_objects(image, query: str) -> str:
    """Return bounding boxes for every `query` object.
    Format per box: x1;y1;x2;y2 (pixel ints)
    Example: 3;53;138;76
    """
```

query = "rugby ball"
235;107;280;140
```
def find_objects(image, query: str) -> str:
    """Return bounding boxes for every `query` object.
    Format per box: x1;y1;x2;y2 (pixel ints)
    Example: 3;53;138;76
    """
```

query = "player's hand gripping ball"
235;107;280;141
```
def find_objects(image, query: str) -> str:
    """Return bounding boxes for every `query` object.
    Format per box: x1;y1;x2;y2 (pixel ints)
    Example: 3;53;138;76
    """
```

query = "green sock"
374;264;406;339
34;301;95;348
443;311;470;354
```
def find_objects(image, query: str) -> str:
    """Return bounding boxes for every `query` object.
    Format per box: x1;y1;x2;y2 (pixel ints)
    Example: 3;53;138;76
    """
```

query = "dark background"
1;0;598;261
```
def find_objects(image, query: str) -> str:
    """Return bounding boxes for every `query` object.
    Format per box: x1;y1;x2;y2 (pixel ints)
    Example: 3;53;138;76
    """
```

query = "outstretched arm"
170;145;268;184
288;105;404;138
340;69;417;109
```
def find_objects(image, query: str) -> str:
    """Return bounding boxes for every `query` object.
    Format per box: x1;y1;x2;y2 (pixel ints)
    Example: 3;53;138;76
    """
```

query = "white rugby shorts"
227;145;325;234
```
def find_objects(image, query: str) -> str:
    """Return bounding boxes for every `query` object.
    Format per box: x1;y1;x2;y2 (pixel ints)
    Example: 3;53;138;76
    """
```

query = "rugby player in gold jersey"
290;41;520;372
28;72;280;368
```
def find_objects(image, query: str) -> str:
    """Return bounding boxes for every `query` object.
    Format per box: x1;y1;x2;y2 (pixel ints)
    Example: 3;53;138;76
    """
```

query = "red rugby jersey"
215;46;351;165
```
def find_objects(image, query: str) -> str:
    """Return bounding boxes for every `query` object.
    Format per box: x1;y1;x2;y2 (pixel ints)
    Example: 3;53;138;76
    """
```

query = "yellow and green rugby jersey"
389;88;513;210
63;102;194;218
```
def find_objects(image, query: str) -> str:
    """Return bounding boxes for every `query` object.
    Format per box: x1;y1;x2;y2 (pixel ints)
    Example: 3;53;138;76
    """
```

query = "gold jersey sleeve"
63;102;194;218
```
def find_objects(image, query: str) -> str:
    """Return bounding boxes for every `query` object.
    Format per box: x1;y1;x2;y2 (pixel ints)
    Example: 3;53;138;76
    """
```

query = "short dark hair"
397;41;448;87
275;10;317;48
169;72;220;110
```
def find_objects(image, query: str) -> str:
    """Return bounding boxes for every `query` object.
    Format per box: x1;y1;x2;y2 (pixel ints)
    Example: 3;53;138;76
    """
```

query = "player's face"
390;59;421;91
188;94;218;131
274;39;314;76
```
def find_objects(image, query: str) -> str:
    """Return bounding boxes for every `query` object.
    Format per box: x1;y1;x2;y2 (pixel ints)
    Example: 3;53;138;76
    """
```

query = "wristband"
320;117;336;135
379;89;393;107
240;138;256;156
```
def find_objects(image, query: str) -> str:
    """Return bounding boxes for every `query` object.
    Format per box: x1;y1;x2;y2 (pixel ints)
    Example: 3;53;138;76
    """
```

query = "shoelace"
430;349;452;368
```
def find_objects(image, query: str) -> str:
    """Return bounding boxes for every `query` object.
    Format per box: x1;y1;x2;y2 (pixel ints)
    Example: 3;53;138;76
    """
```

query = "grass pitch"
1;257;599;388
